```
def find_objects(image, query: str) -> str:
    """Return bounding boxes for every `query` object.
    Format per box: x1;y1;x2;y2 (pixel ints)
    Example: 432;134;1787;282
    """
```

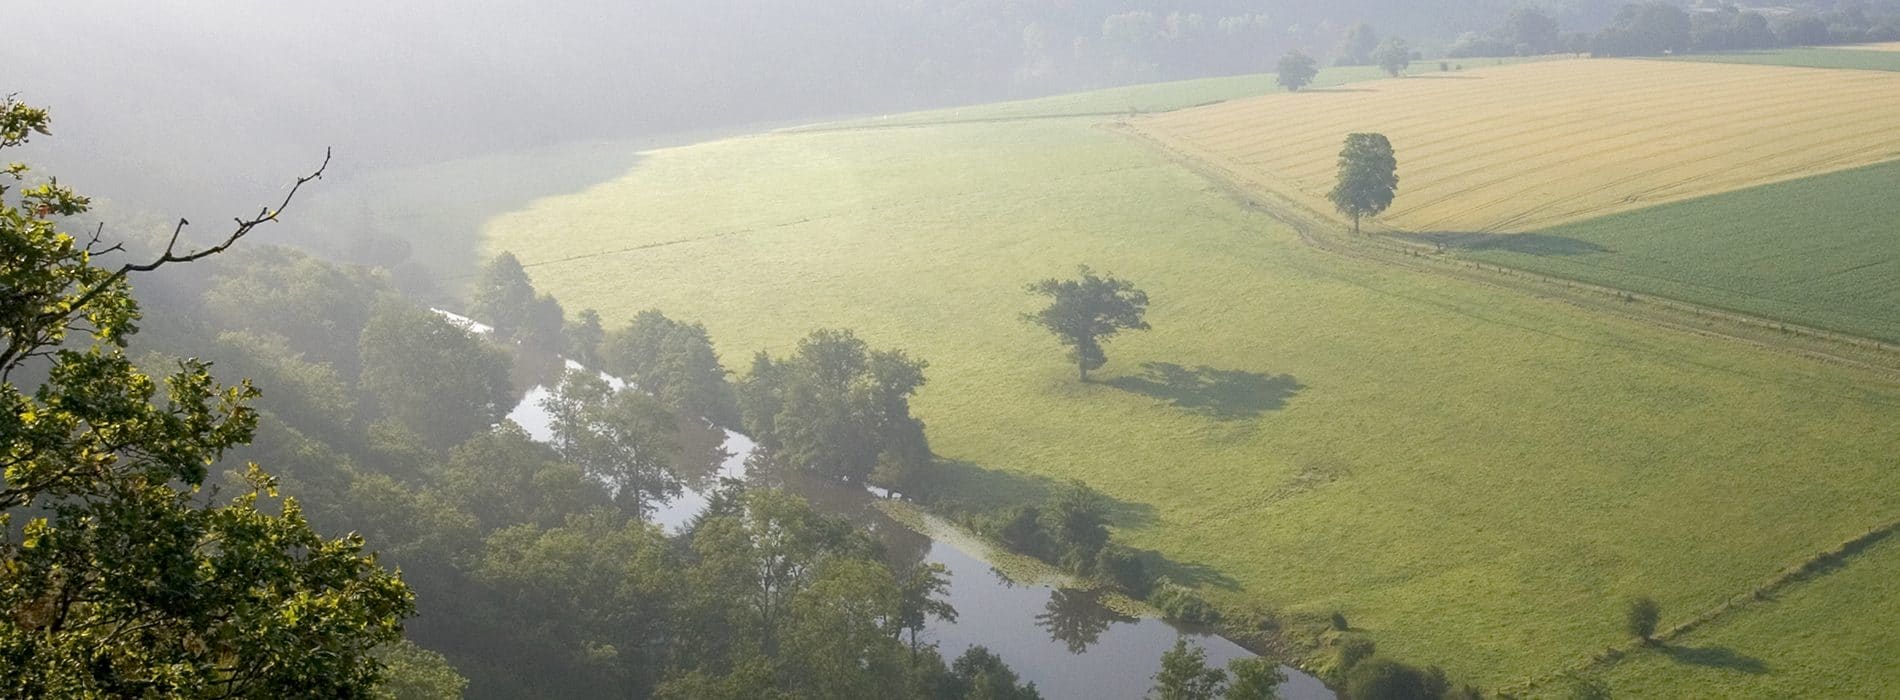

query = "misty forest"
8;1;1900;698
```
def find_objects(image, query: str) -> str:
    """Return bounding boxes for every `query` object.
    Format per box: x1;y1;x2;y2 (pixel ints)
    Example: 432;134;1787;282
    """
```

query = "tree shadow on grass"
1662;645;1768;674
1104;362;1303;421
928;460;1157;530
924;460;1238;591
1393;231;1610;256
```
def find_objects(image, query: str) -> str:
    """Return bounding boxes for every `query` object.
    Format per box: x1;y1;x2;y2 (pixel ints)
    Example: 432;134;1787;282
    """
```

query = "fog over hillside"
4;0;1638;224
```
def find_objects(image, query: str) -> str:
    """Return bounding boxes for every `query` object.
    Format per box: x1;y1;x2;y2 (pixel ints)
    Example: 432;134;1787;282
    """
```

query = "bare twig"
55;149;330;329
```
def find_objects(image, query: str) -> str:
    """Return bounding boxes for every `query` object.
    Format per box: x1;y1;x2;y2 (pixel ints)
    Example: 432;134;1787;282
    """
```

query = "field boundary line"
780;110;1151;135
1499;514;1900;696
1105;120;1900;379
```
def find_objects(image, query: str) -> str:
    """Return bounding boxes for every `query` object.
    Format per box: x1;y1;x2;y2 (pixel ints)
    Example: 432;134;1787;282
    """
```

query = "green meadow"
787;66;1392;131
483;115;1900;692
1602;536;1900;697
1662;46;1900;72
786;58;1548;132
1454;159;1900;342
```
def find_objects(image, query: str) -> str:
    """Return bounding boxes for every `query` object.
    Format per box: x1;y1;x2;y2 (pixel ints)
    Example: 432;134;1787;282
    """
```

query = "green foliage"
1344;657;1451;700
0;97;411;697
1336;22;1380;66
1625;595;1661;642
1024;266;1150;381
1336;635;1378;674
1095;544;1153;597
470;251;564;350
1503;7;1560;55
948;645;1044;700
1591;1;1690;56
479;510;678;692
1040;479;1113;559
1224;657;1285;700
200;247;389;376
602;309;740;426
357;300;512;450
429;424;608;533
542;369;682;518
738;329;930;485
1276;50;1321;91
1327;133;1399;234
1374;37;1412;77
373;640;469;700
1150;637;1227;700
1150;578;1220;626
565;307;605;366
896;562;958;653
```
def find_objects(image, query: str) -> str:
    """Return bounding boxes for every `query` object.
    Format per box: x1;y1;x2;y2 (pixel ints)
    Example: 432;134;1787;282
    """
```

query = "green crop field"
482;109;1900;692
1453;159;1900;343
1661;46;1900;72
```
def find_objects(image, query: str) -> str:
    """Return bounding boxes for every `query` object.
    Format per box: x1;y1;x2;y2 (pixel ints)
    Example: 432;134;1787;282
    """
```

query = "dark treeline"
0;88;1050;695
1442;1;1900;58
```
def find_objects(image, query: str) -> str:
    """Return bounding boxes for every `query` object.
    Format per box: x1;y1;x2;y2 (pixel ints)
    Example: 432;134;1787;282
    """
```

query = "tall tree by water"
1024;266;1151;382
470;251;564;351
1327;133;1400;235
0;97;411;696
1150;637;1227;699
542;368;682;519
737;329;930;485
1224;657;1286;700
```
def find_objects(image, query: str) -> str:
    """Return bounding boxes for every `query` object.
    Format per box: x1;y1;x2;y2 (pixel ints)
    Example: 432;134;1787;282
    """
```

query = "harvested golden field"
1131;58;1900;234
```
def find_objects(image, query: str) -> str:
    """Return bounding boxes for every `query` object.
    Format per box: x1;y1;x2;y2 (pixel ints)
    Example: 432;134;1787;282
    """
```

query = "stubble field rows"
1131;58;1900;235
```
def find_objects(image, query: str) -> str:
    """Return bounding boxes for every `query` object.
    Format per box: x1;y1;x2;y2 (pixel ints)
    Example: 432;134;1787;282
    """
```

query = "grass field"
1839;41;1900;52
1452;159;1900;343
1600;535;1900;697
788;60;1550;132
786;67;1398;132
1664;46;1900;71
482;116;1900;692
1130;58;1900;235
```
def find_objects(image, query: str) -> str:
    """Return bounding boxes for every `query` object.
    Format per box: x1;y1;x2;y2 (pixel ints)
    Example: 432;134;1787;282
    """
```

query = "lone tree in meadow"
1374;37;1412;77
1625;596;1662;644
1276;50;1319;92
1025;266;1150;382
1327;133;1399;234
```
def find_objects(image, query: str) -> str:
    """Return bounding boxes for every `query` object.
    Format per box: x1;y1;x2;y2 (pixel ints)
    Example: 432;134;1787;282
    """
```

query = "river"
443;310;1335;699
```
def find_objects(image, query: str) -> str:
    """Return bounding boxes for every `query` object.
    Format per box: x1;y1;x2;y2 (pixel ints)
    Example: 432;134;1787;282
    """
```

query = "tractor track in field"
1107;120;1900;381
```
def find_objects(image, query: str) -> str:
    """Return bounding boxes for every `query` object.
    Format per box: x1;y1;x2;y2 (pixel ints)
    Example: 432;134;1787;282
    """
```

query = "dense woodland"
0;100;1055;696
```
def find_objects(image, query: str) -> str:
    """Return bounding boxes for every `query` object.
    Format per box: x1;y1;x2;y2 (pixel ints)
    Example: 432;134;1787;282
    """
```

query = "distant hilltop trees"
1446;2;1900;59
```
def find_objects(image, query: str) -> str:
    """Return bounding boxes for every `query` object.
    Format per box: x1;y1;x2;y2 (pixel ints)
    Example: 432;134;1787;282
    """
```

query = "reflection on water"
1038;588;1134;654
484;335;1335;699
